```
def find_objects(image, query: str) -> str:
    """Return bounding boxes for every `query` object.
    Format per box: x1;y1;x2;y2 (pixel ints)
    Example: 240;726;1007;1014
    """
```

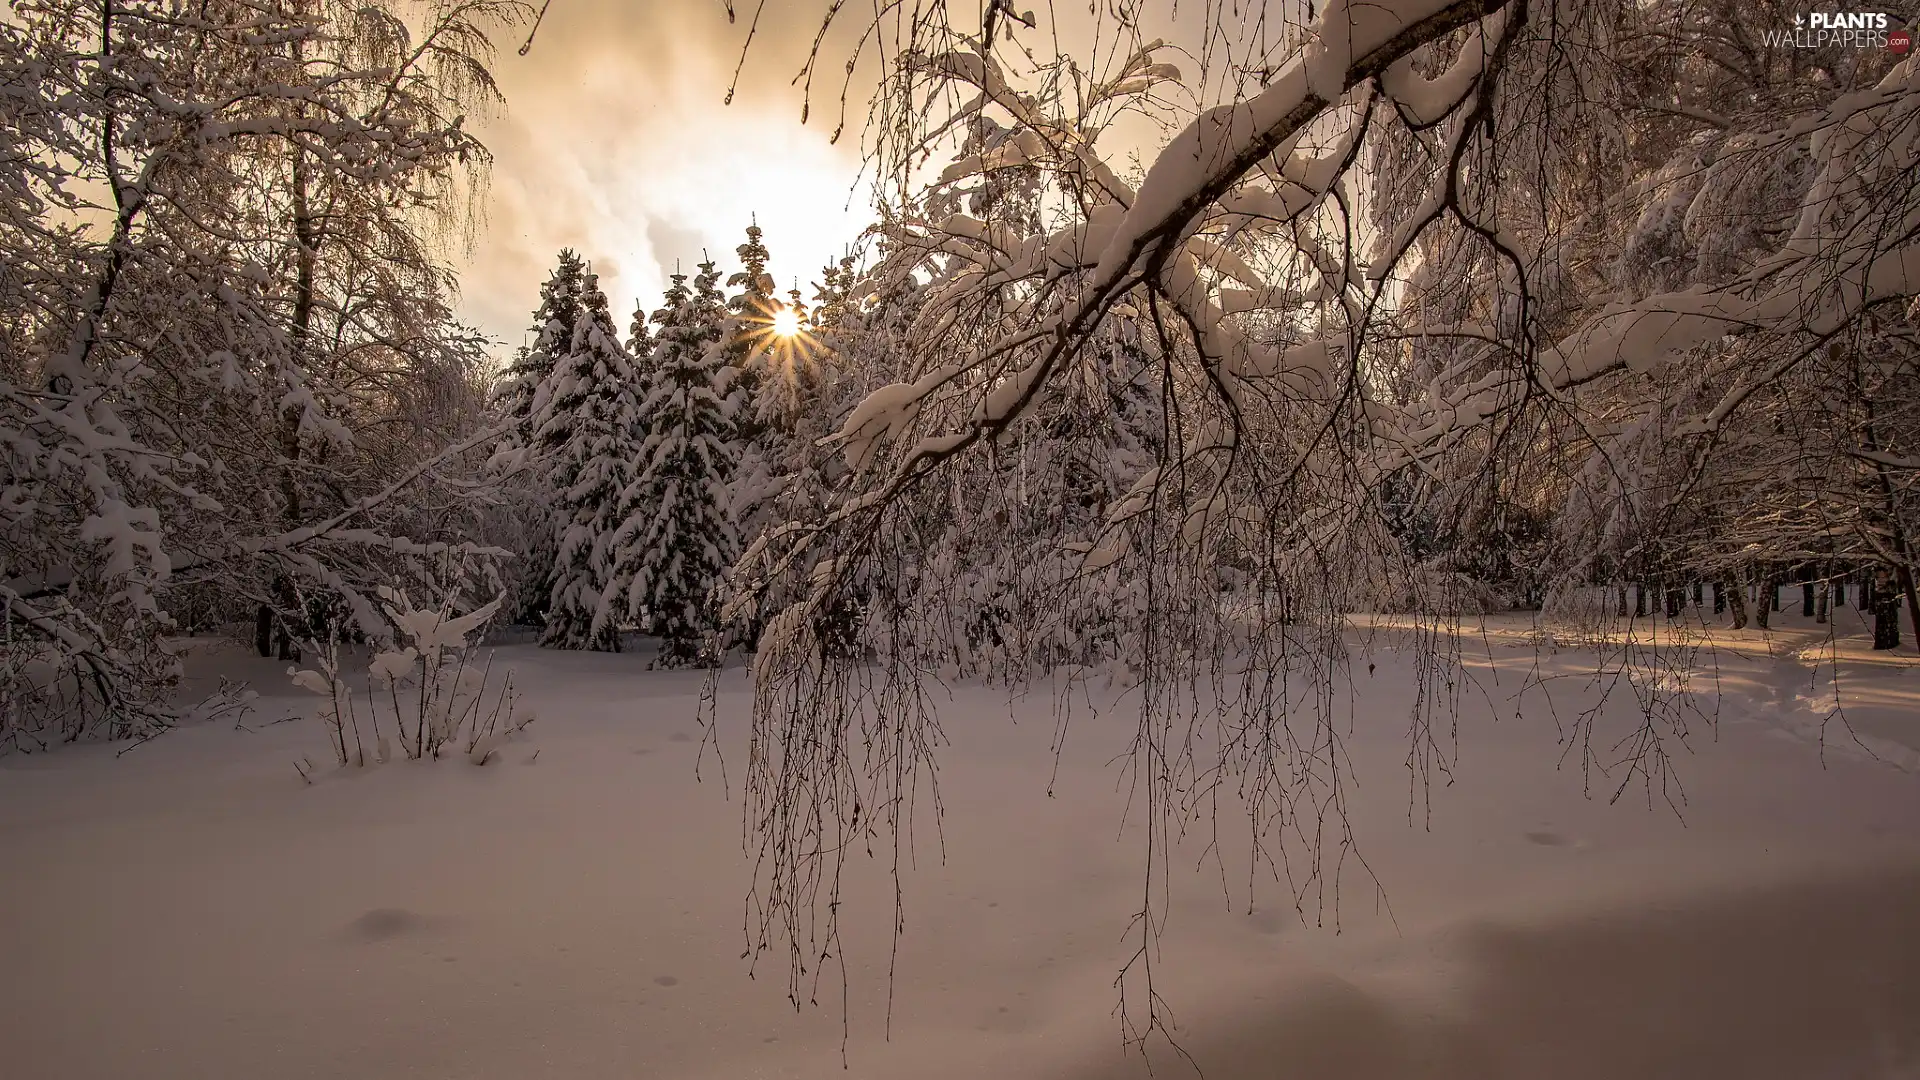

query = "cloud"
451;1;871;350
644;217;710;280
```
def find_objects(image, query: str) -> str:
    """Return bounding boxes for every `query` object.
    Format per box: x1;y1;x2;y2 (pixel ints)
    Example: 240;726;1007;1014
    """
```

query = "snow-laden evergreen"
490;249;593;626
725;221;779;397
532;271;640;652
492;249;589;457
628;299;656;377
602;264;740;667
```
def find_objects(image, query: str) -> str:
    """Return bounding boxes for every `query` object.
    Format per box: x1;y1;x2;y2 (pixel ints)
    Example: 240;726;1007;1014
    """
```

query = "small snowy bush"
290;589;530;768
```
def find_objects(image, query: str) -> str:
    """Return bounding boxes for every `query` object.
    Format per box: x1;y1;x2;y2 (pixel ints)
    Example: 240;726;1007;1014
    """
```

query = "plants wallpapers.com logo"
1760;11;1911;50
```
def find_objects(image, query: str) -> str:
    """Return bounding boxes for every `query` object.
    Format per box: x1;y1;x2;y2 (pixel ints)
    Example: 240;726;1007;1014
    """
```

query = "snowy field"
4;614;1919;1080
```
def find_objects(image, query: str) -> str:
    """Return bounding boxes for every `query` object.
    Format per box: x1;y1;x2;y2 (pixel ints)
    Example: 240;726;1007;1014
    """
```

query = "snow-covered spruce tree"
725;223;839;631
532;270;638;652
494;249;589;452
489;249;592;626
705;0;1920;1041
725;221;778;408
1;0;525;749
605;263;740;667
627;297;656;375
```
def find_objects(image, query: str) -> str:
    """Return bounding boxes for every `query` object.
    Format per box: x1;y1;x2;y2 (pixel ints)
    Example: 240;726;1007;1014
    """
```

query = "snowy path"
2;625;1917;1079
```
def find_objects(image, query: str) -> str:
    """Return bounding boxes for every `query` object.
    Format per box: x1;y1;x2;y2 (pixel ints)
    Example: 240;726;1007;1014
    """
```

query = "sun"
771;305;803;338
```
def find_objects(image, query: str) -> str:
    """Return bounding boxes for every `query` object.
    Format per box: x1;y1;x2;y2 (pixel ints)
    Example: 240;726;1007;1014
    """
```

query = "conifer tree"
725;221;778;430
532;270;637;651
604;262;740;667
628;297;655;377
489;249;591;626
494;249;588;454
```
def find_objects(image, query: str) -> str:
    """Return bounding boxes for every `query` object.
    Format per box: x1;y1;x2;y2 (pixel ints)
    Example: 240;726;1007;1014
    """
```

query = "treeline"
487;227;845;665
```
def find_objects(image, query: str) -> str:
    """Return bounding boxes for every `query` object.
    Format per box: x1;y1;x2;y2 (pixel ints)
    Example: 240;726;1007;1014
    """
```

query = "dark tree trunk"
1872;577;1902;651
1757;579;1773;630
1635;583;1648;618
1770;579;1782;611
1664;588;1683;618
1616;582;1629;618
1724;580;1747;629
273;576;300;663
1713;583;1726;615
255;604;273;658
1834;579;1845;607
1691;582;1702;606
1802;579;1816;618
1900;565;1920;652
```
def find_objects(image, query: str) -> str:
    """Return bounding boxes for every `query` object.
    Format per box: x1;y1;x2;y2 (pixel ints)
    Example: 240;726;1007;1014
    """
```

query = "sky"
453;1;875;351
450;0;1315;352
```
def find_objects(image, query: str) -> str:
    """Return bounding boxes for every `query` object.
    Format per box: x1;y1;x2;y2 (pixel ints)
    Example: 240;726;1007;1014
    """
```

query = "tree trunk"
1815;581;1829;625
1850;344;1919;651
1713;583;1726;615
1757;578;1773;629
1801;577;1815;618
1634;583;1648;618
269;27;318;669
1872;574;1902;651
1616;582;1629;618
52;0;147;388
1724;580;1747;629
1900;564;1920;652
255;604;274;657
273;576;300;662
1664;587;1683;618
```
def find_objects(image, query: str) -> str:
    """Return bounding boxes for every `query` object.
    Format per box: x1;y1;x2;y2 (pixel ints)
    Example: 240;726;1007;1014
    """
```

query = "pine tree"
604;262;740;667
487;249;591;626
725;221;778;431
727;229;831;590
494;249;588;454
533;270;638;651
628;297;655;375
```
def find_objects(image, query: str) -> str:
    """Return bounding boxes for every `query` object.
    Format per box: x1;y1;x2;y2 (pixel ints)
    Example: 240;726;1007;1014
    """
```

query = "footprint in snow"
1524;830;1590;849
1246;907;1291;936
349;907;425;942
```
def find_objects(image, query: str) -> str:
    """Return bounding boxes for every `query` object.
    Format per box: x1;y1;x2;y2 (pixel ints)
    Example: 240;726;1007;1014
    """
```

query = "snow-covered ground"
3;613;1918;1079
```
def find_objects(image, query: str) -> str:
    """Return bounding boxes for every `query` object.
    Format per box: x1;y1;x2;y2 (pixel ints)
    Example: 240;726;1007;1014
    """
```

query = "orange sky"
454;1;874;349
453;1;1309;350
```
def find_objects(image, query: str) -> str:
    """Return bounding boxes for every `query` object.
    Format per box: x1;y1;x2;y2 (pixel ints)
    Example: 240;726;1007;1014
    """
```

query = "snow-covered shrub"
290;589;529;768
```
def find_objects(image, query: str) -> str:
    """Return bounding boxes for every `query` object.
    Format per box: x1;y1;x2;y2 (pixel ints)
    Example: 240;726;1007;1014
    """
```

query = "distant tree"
491;249;592;625
628;296;655;375
494;249;588;453
725;221;779;427
533;271;637;651
606;263;740;667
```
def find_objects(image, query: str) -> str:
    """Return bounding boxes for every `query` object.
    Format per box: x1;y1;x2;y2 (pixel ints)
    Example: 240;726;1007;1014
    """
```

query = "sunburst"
737;294;822;385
